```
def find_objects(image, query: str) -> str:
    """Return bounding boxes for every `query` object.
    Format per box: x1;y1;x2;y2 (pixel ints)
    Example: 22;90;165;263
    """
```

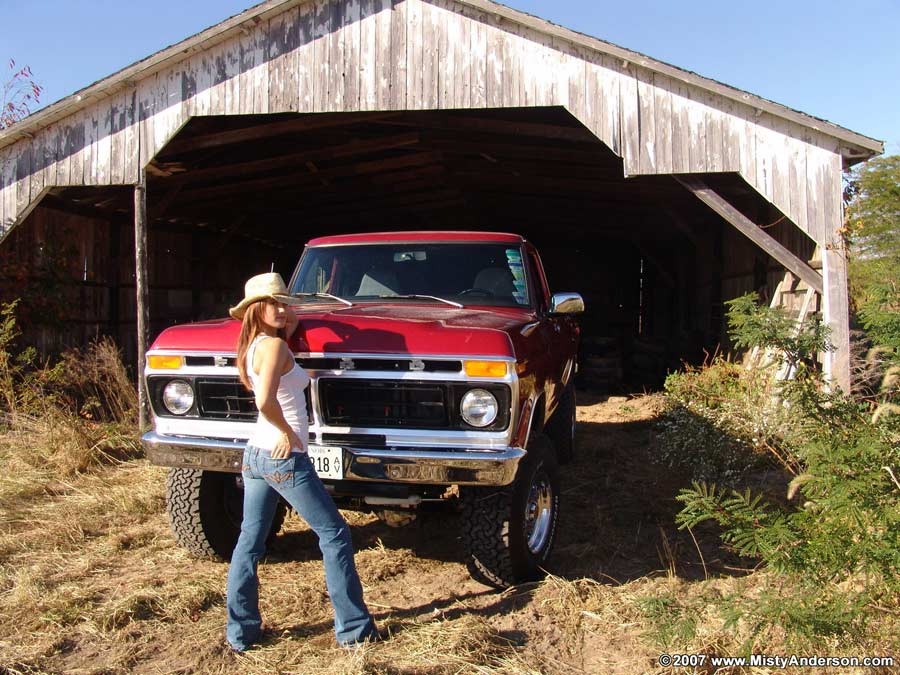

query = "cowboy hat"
229;272;301;319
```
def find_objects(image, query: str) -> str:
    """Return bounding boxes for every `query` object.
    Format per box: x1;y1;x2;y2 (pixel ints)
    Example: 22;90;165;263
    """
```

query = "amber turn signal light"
147;355;183;370
464;360;508;377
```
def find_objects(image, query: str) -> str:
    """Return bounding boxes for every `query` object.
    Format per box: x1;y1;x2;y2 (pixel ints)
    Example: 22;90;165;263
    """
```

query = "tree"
1;59;43;129
845;155;900;364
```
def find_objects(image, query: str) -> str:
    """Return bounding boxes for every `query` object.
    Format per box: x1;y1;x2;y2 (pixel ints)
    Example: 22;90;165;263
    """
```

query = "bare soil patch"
0;394;748;674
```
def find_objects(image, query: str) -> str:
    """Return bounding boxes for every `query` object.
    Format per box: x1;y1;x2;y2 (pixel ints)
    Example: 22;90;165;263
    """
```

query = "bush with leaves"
663;293;900;648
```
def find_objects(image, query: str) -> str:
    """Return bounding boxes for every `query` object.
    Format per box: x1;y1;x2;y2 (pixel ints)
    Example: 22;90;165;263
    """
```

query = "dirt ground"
0;394;748;674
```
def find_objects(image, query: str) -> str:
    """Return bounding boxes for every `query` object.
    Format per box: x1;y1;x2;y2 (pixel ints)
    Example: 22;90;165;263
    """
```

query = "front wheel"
165;469;285;560
461;434;560;588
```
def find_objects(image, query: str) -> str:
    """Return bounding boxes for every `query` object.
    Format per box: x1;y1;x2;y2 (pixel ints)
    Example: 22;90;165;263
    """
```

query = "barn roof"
0;0;883;159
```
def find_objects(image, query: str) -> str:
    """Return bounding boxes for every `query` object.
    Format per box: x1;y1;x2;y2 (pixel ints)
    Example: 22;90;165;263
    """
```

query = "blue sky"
2;0;898;154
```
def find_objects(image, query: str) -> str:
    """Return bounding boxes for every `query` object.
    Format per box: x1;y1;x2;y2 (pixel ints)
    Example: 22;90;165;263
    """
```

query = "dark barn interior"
0;107;815;391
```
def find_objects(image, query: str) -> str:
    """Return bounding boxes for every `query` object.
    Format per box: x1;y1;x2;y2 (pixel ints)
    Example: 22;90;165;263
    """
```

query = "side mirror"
549;292;584;315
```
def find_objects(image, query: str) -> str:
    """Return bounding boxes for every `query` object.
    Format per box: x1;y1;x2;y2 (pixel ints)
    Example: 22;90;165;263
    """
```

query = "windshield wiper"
293;292;354;307
377;294;464;309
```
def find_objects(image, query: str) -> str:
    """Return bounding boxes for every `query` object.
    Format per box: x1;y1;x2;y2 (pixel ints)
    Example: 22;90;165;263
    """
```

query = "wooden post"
134;169;149;430
822;243;851;392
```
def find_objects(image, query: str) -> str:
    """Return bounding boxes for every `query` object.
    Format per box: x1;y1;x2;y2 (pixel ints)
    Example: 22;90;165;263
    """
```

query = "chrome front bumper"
142;431;525;486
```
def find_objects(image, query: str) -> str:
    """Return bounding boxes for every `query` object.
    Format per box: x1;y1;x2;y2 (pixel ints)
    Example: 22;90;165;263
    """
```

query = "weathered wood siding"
0;0;846;249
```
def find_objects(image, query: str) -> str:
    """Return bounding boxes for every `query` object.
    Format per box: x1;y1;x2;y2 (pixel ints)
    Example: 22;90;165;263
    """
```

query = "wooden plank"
191;49;214;117
13;143;31;219
650;73;672;174
124;88;139;184
685;85;706;173
469;8;487;108
454;6;472;108
296;0;314;112
787;127;808;233
670;77;689;173
77;108;92;185
485;19;503;107
389;0;408;109
719;96;741;173
704;89;724;173
565;46;585;120
136;75;154;169
109;90;127;184
619;65;639;176
375;0;393;109
677;175;823;294
223;35;241;116
313;0;331;112
97;103;113;185
421;0;439;107
29;129;47;198
207;41;228;116
598;56;619;156
501;28;523;107
406;0;424;109
328;0;347;112
266;10;289;113
635;67;655;174
344;0;362;111
359;0;378;110
437;1;454;108
805;144;828;244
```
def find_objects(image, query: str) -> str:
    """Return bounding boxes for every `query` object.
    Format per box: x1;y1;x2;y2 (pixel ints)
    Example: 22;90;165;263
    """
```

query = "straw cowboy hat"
229;272;301;319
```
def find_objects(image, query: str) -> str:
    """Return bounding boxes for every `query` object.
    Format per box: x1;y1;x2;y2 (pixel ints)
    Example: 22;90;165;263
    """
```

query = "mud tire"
165;468;285;560
461;434;560;588
545;383;576;464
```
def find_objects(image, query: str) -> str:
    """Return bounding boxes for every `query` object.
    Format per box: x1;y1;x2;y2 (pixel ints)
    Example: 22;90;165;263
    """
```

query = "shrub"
656;294;899;648
0;300;139;476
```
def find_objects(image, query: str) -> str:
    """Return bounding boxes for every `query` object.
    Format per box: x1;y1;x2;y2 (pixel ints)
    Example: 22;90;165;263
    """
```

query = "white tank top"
246;334;310;453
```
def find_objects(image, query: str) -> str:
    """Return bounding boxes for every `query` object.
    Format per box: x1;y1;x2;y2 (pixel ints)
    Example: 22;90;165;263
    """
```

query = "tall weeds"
0;300;139;480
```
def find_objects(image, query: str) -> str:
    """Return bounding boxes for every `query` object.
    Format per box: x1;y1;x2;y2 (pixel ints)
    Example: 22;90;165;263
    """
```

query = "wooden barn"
0;0;883;393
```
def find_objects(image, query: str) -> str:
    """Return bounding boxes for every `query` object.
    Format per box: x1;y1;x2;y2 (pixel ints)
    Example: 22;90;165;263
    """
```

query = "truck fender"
514;394;545;450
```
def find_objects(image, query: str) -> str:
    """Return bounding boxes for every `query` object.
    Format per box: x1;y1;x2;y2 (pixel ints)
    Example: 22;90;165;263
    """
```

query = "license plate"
307;445;344;480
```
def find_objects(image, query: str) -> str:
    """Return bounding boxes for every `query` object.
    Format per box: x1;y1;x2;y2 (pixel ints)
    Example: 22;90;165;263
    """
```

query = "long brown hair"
236;300;286;391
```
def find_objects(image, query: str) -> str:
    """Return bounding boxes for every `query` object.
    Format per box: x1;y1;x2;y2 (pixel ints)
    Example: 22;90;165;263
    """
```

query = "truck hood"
150;303;535;357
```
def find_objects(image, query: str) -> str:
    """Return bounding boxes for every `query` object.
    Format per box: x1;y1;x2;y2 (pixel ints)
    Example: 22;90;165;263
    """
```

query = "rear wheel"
165;469;285;560
461;433;560;587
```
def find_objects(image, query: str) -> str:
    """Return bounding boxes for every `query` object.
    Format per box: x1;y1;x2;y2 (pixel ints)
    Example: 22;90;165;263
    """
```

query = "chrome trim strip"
142;431;525;486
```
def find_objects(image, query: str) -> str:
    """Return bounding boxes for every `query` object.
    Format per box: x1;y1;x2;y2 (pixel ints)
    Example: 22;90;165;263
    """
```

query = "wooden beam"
374;114;597;144
675;176;823;294
154;132;421;184
134;170;150;431
162;112;400;154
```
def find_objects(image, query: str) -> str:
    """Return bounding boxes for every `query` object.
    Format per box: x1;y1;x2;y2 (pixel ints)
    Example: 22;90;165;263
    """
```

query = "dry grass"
1;393;896;674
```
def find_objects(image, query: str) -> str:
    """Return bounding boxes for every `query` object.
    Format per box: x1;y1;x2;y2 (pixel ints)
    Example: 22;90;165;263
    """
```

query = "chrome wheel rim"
525;469;554;554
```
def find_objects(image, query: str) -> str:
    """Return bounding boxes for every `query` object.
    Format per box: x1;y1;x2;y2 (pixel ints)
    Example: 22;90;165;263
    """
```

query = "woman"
225;272;377;651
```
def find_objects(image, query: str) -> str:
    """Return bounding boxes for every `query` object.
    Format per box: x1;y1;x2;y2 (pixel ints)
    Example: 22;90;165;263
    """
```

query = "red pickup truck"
143;231;583;587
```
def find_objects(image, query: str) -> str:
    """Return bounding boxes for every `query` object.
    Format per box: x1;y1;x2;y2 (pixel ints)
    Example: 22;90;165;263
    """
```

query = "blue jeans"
226;445;376;651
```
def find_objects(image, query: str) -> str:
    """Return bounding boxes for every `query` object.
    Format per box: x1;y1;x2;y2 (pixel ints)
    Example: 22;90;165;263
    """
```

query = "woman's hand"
271;429;303;459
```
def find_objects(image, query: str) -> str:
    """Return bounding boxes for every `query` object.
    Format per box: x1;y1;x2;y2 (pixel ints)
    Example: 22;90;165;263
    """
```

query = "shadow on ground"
265;392;755;587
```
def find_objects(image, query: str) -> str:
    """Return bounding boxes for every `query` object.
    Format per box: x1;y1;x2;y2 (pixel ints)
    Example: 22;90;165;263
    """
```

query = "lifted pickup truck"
143;231;583;587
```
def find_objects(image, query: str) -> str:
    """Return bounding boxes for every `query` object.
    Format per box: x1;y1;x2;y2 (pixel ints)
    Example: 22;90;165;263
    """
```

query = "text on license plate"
307;445;344;479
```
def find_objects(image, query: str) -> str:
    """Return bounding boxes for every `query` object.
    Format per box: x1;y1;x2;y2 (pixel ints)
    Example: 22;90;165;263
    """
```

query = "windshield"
290;242;530;307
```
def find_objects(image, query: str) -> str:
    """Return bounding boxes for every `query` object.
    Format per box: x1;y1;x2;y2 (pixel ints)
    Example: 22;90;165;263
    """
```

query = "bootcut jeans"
226;444;376;651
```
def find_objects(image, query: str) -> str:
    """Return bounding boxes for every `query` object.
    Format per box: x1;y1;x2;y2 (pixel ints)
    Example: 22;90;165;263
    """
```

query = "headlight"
162;380;194;415
460;388;498;427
